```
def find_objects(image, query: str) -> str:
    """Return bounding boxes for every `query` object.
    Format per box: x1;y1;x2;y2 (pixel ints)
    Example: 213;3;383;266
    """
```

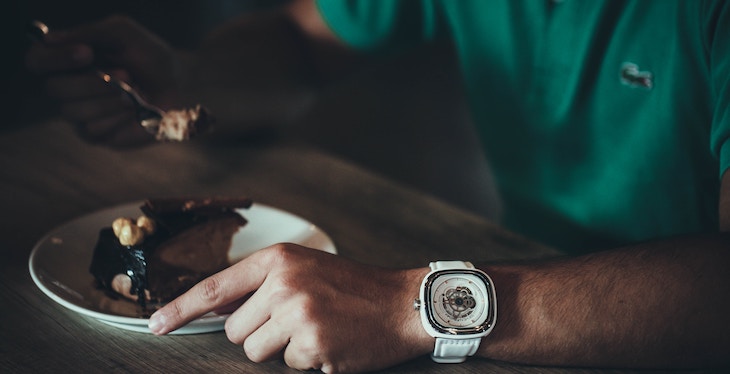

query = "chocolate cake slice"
89;197;252;311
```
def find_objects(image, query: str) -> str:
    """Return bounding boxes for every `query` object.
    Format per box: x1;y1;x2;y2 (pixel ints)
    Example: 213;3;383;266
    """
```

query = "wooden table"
1;116;689;373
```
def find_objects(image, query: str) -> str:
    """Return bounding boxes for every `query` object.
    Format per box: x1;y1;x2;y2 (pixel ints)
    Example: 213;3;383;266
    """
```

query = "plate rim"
28;201;336;334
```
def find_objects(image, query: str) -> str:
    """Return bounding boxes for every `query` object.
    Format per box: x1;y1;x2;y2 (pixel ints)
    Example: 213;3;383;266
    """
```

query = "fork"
28;20;164;134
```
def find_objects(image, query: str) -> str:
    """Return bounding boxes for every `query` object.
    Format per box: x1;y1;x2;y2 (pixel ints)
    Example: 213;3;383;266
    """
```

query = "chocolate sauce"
89;198;251;312
89;228;167;309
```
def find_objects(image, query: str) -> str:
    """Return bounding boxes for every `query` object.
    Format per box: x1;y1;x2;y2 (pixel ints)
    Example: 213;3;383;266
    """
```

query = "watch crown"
413;298;421;311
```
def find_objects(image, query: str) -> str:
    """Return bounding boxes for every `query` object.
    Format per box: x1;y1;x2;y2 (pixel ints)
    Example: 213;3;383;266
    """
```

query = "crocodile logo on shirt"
620;62;653;90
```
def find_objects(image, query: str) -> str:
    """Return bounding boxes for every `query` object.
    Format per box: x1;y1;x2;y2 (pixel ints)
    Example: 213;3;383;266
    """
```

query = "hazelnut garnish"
111;215;159;246
112;217;134;238
136;215;156;235
118;220;145;246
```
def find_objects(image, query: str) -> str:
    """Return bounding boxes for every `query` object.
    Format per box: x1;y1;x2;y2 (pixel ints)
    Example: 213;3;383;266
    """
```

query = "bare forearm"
479;233;730;369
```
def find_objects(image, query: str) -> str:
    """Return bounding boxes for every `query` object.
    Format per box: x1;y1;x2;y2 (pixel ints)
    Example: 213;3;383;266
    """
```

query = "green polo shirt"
316;0;730;253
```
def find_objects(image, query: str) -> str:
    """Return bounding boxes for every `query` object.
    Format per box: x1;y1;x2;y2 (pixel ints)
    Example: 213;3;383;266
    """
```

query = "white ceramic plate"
29;201;336;335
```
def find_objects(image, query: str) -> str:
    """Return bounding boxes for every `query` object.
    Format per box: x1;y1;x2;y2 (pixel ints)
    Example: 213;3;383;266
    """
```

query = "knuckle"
167;299;185;322
197;276;224;304
268;272;310;307
265;243;292;261
284;347;319;371
292;294;317;323
247;243;284;268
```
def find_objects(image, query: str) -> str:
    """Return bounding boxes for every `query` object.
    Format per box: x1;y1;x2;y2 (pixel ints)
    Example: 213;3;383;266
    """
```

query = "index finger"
148;250;272;335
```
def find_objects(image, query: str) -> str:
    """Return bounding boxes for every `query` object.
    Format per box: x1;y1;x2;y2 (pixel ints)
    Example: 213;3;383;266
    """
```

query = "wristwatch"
413;261;497;363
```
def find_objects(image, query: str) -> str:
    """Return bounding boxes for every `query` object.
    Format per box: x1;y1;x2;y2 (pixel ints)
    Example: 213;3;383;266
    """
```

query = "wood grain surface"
0;118;693;373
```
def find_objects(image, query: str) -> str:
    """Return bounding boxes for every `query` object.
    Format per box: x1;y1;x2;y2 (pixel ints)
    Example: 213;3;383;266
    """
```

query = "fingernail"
148;312;166;335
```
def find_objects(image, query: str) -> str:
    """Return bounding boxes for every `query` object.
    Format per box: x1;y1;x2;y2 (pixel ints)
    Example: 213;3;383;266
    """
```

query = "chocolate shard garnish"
143;197;253;214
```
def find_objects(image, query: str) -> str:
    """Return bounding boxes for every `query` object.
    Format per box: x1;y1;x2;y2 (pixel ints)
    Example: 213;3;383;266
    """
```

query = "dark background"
6;0;281;124
4;0;501;221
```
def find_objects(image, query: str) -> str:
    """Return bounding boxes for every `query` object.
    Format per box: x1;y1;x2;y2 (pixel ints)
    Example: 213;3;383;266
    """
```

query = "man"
25;0;730;372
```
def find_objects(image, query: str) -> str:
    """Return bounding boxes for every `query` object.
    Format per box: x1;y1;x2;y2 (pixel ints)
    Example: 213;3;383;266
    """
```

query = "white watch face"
426;270;494;333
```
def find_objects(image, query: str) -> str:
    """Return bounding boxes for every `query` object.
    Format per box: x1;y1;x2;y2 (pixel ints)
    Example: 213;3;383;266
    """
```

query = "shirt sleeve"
709;1;730;177
315;0;443;54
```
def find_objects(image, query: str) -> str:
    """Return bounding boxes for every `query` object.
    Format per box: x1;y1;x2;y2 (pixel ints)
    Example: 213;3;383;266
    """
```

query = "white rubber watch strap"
427;261;481;363
429;261;475;271
433;337;482;363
